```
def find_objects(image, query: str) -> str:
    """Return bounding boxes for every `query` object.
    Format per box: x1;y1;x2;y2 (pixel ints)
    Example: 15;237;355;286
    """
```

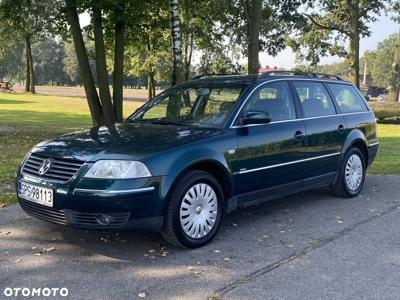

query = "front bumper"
16;171;175;232
19;197;164;231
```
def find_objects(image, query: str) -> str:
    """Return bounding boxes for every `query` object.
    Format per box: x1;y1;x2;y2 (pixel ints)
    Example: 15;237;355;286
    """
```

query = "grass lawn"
0;92;399;206
0;92;142;206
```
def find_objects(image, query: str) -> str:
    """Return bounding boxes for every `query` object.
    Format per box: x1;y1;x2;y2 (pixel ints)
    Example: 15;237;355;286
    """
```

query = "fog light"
96;214;113;225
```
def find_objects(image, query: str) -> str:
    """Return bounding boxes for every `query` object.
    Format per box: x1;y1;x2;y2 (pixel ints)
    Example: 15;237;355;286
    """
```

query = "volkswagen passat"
16;71;379;248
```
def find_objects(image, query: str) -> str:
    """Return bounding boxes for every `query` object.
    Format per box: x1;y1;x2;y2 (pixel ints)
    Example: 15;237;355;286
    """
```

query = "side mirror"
242;111;272;125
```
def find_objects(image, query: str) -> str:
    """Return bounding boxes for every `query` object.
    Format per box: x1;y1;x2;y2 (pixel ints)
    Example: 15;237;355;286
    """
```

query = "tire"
161;170;224;248
331;148;366;198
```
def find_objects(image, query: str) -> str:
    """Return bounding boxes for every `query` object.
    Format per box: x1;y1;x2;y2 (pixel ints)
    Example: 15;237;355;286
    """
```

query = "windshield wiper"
148;120;189;126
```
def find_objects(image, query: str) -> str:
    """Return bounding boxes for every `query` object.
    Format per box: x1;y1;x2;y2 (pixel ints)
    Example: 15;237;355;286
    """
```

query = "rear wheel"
331;148;365;197
161;170;223;248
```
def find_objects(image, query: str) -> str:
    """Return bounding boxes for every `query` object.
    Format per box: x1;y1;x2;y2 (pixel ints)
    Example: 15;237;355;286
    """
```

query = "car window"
135;85;247;128
293;81;336;118
242;81;296;122
327;83;368;113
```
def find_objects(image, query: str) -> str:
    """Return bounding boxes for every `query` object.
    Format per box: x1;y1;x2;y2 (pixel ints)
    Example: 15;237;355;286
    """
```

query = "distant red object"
258;68;275;73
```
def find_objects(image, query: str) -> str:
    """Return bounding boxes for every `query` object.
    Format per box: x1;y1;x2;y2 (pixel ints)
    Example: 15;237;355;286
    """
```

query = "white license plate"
18;181;53;207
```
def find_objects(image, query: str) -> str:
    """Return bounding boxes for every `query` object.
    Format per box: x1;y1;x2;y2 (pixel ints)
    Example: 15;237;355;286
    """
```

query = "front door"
230;81;307;196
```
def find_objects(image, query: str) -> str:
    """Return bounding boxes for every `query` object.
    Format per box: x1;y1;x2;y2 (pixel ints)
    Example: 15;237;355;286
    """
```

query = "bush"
370;102;400;124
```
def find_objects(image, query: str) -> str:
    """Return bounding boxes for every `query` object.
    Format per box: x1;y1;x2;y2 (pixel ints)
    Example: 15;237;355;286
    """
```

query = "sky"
80;12;399;69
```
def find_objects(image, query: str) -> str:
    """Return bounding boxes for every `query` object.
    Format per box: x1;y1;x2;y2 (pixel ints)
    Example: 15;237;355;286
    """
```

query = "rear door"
231;81;307;195
291;81;346;180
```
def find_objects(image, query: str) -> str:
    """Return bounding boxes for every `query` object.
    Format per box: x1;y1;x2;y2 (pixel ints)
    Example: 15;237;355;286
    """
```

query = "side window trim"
233;81;299;126
288;80;304;118
322;82;341;114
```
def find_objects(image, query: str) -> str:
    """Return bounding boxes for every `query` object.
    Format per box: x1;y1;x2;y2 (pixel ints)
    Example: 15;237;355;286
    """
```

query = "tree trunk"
147;71;155;100
25;35;31;92
112;21;125;122
28;39;36;94
243;0;262;74
389;32;400;102
184;33;193;81
169;0;184;85
92;3;114;125
348;34;360;89
348;4;360;89
65;0;103;126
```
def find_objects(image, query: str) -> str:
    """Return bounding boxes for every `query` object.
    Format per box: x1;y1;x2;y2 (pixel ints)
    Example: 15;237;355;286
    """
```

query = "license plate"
18;181;53;207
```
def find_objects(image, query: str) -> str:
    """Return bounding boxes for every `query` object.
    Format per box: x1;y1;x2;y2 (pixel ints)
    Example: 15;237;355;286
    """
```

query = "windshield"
128;83;249;128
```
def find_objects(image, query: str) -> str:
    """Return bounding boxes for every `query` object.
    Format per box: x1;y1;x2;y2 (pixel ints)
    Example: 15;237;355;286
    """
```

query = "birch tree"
169;0;183;85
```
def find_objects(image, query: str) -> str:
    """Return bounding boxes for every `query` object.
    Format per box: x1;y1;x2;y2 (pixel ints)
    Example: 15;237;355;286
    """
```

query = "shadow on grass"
0;99;33;105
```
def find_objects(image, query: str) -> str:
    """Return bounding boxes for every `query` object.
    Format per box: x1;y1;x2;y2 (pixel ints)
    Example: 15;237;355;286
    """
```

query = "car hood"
31;122;222;161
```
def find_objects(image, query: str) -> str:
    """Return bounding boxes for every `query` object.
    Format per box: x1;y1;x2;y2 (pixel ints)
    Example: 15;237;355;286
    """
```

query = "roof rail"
259;70;342;81
191;73;241;80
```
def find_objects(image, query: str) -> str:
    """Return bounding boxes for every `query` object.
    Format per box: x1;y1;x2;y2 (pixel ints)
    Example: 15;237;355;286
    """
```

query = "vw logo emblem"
38;159;52;175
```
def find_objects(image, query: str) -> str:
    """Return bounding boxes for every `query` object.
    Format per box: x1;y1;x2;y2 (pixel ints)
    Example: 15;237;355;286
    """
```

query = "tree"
33;38;67;85
215;0;305;74
63;41;82;85
123;0;170;99
362;35;397;89
389;1;400;102
0;0;61;93
65;0;137;125
168;0;183;85
292;0;384;88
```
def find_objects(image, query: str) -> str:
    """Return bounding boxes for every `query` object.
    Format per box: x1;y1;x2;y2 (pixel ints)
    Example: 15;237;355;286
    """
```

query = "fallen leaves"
336;216;343;224
34;246;56;256
138;292;146;298
144;247;169;259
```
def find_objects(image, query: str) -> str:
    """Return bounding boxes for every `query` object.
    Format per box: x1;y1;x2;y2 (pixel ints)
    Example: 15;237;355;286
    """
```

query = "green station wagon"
16;71;379;248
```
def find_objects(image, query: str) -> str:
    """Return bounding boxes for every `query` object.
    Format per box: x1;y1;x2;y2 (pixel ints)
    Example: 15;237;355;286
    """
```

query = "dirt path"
12;86;161;102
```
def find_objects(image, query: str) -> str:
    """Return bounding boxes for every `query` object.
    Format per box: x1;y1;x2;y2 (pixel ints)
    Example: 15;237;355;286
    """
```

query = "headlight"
84;160;152;179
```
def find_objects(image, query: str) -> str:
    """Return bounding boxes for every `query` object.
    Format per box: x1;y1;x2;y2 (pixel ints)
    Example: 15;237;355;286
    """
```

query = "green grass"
0;92;141;206
367;124;400;175
0;92;399;206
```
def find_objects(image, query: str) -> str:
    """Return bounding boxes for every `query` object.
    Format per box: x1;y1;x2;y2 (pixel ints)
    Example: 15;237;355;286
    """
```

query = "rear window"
327;84;368;113
293;82;336;118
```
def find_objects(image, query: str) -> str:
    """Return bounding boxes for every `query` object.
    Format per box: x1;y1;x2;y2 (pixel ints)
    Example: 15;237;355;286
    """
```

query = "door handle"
294;130;305;141
337;124;346;133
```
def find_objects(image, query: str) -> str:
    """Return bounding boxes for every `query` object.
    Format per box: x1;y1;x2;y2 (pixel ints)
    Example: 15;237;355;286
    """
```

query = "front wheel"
331;148;366;197
161;171;223;248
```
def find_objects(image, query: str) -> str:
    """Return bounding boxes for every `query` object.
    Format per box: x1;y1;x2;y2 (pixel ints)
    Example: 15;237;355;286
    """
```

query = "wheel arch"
341;129;369;166
334;129;369;184
164;159;233;215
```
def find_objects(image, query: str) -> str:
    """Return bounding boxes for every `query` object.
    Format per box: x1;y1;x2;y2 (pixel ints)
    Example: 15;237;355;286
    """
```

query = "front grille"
19;198;67;225
70;211;130;229
22;153;84;183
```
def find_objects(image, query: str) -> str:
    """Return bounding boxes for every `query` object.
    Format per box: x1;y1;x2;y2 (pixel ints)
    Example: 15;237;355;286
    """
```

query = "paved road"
1;175;400;300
